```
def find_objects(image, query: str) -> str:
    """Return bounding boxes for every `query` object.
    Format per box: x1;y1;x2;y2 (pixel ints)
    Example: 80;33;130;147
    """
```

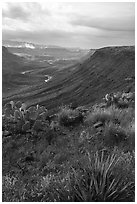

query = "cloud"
70;15;135;32
69;3;135;32
2;3;30;21
2;2;135;48
2;28;74;46
2;26;134;49
2;2;51;22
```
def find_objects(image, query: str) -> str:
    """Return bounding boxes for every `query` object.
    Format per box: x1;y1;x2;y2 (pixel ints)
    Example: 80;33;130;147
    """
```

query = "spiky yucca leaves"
39;151;134;202
68;151;134;202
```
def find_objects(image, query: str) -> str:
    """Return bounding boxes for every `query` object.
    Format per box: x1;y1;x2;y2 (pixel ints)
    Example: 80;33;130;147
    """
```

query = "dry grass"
58;106;83;127
85;106;134;127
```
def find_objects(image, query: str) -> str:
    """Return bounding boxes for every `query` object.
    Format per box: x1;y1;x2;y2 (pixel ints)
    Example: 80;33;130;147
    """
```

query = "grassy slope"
3;46;135;109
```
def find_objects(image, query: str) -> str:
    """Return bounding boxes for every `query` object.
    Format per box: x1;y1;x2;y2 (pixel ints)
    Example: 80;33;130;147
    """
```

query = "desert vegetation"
2;90;135;202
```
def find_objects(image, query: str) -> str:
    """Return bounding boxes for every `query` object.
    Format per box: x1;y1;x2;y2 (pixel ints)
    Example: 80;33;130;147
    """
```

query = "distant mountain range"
2;40;91;64
2;40;90;53
3;40;65;49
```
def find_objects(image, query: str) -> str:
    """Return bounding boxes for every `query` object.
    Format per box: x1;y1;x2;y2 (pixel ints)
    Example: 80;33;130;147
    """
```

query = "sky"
2;2;135;49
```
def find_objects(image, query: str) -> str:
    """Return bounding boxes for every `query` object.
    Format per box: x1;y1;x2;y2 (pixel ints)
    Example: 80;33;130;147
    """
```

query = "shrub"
85;106;117;126
117;108;134;127
58;107;84;127
104;92;135;109
67;151;134;202
85;106;134;127
124;122;135;150
116;99;129;109
102;119;135;149
103;122;128;146
112;148;135;183
41;151;134;202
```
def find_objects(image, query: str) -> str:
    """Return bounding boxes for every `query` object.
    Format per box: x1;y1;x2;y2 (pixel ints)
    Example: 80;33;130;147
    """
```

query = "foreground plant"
39;151;134;202
68;151;134;202
2;101;48;133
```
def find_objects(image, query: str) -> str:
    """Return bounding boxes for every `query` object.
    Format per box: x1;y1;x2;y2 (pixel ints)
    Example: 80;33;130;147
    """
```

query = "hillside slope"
2;46;26;91
3;46;135;109
2;46;25;72
2;46;43;93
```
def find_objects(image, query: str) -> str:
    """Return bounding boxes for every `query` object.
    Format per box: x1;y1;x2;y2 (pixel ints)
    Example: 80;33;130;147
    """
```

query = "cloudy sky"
2;2;135;48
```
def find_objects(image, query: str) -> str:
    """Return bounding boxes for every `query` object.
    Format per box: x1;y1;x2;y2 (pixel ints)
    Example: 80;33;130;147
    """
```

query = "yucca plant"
68;151;134;202
40;151;134;202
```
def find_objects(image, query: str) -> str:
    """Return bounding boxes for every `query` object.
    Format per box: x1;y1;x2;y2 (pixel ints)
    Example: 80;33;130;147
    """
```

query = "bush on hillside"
85;106;119;126
85;106;134;127
103;120;134;149
124;123;135;151
58;106;84;127
116;99;129;109
104;92;135;109
103;122;128;146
